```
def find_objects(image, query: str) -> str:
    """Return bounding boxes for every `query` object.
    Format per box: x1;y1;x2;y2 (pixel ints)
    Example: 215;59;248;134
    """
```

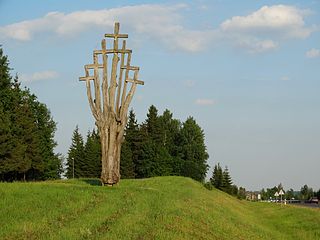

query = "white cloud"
306;48;320;58
221;5;312;38
0;4;315;54
236;38;278;53
195;99;215;106
220;5;314;53
20;70;59;83
0;4;214;52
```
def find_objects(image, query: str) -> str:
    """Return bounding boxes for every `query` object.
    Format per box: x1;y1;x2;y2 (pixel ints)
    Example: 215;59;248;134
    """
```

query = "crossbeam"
85;64;104;69
121;66;140;71
126;78;144;85
94;49;132;55
105;33;128;38
79;76;95;81
105;23;128;39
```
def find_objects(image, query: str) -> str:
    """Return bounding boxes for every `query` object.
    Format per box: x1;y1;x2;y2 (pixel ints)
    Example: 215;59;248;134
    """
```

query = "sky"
0;0;319;190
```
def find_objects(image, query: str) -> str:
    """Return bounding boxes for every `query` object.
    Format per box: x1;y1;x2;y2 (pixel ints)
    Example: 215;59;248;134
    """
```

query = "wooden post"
79;22;144;186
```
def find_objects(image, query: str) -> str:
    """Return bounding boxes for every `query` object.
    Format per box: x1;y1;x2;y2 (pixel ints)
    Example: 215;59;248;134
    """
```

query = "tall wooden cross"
79;22;144;186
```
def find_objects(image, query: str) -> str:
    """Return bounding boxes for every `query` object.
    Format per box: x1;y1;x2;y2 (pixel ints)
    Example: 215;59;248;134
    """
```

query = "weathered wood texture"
79;22;144;185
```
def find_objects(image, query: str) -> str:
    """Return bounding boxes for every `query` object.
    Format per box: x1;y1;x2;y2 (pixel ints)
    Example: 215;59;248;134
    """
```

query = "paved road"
289;203;319;209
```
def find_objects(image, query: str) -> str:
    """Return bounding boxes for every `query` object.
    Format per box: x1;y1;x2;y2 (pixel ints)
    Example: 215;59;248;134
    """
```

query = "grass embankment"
0;176;319;240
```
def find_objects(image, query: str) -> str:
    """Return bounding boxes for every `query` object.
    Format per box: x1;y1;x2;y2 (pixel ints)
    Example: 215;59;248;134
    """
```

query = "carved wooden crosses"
79;22;143;185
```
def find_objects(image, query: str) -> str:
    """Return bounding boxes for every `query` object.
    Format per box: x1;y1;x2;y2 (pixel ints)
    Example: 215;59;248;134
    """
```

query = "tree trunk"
100;119;125;185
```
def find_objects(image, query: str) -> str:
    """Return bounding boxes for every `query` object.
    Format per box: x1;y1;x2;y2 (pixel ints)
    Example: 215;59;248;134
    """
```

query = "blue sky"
1;0;319;190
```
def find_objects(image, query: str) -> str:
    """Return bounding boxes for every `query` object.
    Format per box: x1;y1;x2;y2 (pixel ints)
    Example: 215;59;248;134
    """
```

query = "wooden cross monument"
79;22;144;186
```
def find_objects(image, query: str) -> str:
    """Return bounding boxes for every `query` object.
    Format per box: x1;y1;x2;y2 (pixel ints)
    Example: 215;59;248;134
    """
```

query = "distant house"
246;191;261;201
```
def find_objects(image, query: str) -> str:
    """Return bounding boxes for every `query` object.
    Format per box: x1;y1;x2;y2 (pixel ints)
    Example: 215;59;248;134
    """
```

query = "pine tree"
121;109;139;178
28;94;61;179
66;126;85;178
0;48;14;180
17;100;42;180
178;117;209;182
0;47;61;181
0;48;11;93
131;125;148;178
120;141;135;178
0;103;12;180
222;166;233;193
210;163;223;189
135;107;174;178
138;140;172;178
5;80;43;181
158;109;182;175
83;130;101;177
125;109;140;157
145;105;162;143
126;110;139;141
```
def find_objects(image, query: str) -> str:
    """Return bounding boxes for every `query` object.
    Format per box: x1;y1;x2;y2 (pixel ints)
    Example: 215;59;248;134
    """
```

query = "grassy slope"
0;176;319;240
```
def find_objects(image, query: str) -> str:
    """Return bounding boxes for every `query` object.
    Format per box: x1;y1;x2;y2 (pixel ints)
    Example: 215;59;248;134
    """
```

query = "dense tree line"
0;48;62;181
260;184;320;201
66;105;209;182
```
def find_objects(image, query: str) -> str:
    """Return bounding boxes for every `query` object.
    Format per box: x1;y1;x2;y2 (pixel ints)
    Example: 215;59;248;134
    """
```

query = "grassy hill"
0;176;319;240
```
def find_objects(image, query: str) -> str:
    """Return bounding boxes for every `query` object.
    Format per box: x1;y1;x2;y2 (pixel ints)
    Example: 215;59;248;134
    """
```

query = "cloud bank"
0;4;315;54
220;5;314;53
0;4;214;53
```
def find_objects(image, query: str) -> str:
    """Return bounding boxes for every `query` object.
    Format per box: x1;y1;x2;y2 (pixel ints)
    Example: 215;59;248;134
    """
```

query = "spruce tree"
210;163;223;189
83;130;101;177
0;48;14;180
16;94;42;180
125;109;140;158
131;124;148;178
120;141;135;178
158;109;182;175
145;105;162;143
136;106;174;178
178;117;209;182
119;109;138;178
222;166;233;193
138;140;172;177
66;126;85;178
4;80;42;180
0;48;11;93
0;47;61;181
0;103;12;180
28;94;61;179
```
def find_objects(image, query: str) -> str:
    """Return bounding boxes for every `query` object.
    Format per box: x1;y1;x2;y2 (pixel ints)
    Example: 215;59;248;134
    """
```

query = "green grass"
0;176;319;240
